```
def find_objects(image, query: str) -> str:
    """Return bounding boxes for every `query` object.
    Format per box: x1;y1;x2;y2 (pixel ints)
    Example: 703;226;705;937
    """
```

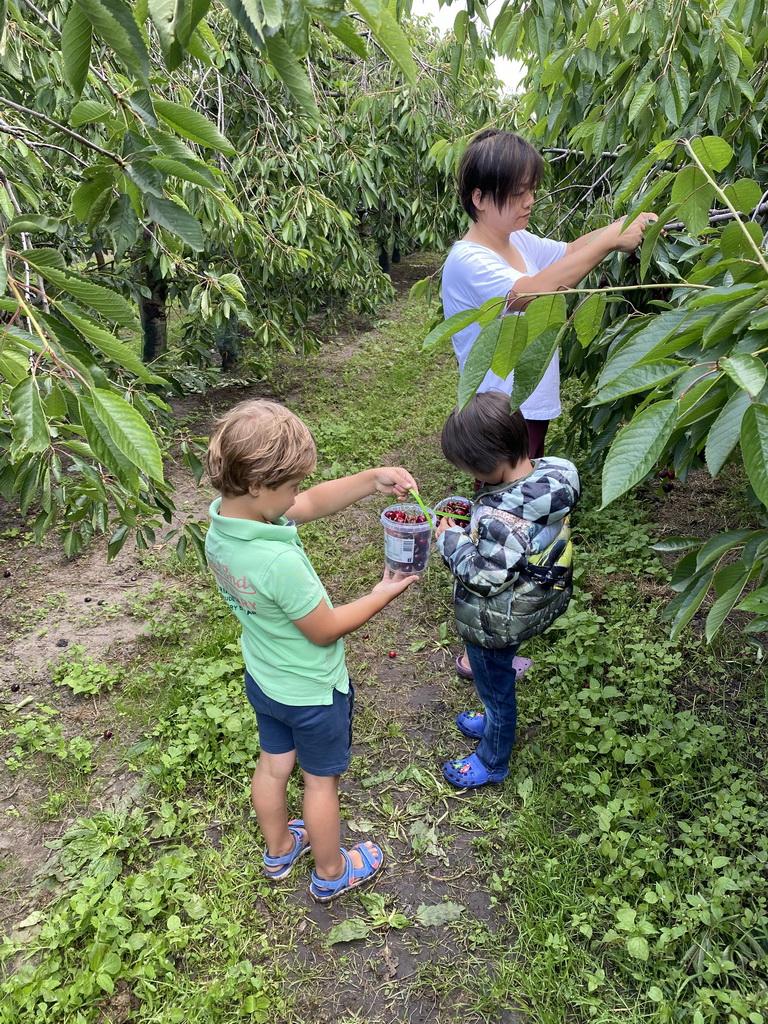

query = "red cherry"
388;651;397;658
103;730;113;739
362;633;369;639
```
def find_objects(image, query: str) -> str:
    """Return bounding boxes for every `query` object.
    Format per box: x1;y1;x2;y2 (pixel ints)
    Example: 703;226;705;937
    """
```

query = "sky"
408;0;524;93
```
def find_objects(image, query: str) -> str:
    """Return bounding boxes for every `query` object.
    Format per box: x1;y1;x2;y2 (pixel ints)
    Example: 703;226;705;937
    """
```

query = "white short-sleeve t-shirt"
442;230;567;419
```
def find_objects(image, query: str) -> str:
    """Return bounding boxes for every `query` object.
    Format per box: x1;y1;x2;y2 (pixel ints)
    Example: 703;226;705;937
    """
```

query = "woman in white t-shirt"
443;129;656;682
443;129;657;458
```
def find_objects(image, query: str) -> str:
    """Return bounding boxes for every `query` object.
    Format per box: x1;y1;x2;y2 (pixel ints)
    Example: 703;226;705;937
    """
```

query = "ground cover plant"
1;264;766;1022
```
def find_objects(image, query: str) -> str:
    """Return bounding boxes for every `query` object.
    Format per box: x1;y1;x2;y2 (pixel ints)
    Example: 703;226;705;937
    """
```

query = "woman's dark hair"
458;129;544;222
441;391;530;475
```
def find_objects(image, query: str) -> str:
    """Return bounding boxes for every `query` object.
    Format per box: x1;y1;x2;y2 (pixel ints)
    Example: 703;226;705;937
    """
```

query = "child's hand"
435;516;456;538
372;568;420;596
372;467;418;500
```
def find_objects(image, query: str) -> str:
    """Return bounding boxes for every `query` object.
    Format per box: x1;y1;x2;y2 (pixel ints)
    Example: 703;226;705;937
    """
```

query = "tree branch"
0;100;125;166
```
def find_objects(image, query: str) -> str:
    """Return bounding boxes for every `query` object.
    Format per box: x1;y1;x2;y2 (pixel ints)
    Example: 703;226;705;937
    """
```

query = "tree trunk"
139;257;169;363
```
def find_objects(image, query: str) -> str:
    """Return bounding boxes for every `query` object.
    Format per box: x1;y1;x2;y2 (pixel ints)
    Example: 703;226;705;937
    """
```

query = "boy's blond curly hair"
206;399;317;496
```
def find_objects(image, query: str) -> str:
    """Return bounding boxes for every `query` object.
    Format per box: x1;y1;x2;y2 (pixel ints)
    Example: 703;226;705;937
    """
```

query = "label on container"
385;534;415;563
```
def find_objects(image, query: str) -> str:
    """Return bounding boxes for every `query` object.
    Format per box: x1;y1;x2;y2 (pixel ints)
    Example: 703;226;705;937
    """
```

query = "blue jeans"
466;642;519;773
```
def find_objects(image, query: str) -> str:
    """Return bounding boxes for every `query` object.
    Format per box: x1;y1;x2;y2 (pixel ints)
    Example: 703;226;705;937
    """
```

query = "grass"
0;277;767;1023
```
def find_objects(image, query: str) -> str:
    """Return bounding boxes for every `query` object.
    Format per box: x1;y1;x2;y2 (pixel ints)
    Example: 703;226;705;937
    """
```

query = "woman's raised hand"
604;213;659;252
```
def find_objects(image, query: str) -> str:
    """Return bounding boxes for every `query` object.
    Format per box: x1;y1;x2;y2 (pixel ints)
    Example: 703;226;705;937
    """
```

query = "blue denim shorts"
244;671;354;777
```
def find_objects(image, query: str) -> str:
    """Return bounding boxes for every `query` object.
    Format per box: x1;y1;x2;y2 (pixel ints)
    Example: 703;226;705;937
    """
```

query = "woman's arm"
508;214;657;311
290;467;417;525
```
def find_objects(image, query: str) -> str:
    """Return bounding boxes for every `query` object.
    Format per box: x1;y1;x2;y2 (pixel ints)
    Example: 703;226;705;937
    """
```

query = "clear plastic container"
381;503;435;574
434;495;473;523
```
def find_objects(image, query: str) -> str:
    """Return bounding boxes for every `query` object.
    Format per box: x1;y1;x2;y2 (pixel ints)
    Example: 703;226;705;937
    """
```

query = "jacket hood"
474;457;580;527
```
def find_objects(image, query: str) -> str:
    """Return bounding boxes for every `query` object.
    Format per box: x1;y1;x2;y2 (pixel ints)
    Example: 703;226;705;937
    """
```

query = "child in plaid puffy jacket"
435;391;580;789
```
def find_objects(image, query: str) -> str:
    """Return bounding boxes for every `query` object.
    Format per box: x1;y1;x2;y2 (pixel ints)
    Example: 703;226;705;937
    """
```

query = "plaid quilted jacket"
437;457;580;649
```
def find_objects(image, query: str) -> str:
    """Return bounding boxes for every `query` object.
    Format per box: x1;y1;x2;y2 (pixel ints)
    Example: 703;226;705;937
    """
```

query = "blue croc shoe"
442;753;508;789
263;819;310;880
310;842;384;903
456;710;485;739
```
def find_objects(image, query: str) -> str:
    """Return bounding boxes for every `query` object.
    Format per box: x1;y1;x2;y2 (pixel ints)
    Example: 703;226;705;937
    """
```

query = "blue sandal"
442;753;508;788
456;710;485;739
309;842;384;902
263;819;310;880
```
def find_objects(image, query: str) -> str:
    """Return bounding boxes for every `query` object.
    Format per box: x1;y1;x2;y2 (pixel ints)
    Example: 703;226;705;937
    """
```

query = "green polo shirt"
206;499;348;706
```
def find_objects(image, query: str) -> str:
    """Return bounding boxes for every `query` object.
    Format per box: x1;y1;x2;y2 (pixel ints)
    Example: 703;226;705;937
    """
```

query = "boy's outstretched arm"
292;570;418;645
290;467;417;524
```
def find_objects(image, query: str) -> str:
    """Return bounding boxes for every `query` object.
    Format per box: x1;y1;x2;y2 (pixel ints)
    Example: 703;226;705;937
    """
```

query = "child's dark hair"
441;392;530;476
458;129;544;222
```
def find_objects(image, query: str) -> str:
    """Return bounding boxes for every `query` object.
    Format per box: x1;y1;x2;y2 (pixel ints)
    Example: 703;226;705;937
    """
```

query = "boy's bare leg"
302;772;379;881
251;751;302;857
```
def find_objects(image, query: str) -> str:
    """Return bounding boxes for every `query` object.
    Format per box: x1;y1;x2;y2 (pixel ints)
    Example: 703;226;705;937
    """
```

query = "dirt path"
0;258;529;1023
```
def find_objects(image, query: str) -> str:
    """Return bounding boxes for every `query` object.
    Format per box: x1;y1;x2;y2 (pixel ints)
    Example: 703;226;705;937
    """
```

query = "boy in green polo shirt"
205;399;419;902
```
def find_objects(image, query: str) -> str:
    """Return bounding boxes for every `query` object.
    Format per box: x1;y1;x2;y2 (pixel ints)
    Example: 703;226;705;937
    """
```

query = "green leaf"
106;194;141;260
705;390;751;476
348;0;418;87
127;88;157;125
601;400;678;507
490;314;528;378
458;320;501;408
705;570;751;642
326;918;371;945
9;377;50;454
628;81;655;124
573;293;606;347
626;935;649;961
61;4;92;96
174;0;211;47
150;158;220;189
7;215;61;235
720;354;767;396
63;310;160;383
722;179;763;215
72;172;114;222
720;220;763;259
79;396;140;490
69;100;112;127
90;388;165;483
148;0;177;57
422;297;505;349
23;258;136;327
323;14;368;58
263;33;320;120
0;247;7;297
153;99;236;155
524;293;566;344
641;203;678;278
75;0;149;83
689;136;734;173
146;196;204;251
671;167;715;236
741;403;768;506
107;524;130;559
598;309;704;387
738;586;768;614
415;902;465;926
510;326;561;413
126;160;165;197
650;536;702;553
696;530;753;572
592;360;685;404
